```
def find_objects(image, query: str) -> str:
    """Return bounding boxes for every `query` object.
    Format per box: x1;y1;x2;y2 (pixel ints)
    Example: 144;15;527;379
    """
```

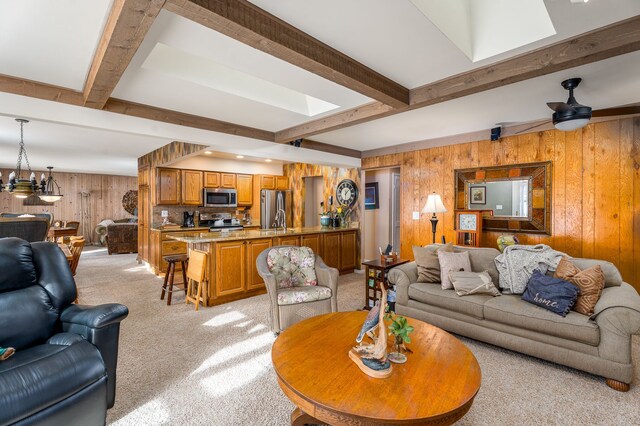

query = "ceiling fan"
500;78;640;135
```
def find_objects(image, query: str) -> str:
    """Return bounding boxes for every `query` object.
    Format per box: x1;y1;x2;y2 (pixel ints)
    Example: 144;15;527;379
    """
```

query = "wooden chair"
0;217;49;242
161;254;188;305
185;250;209;311
65;221;80;233
69;237;85;276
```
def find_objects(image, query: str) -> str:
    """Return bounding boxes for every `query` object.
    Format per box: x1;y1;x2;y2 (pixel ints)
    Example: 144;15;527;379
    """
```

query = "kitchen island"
166;226;358;306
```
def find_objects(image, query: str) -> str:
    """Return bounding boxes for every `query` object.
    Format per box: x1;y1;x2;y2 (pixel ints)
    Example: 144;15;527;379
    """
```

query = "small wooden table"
362;258;409;310
48;227;77;242
272;311;481;426
57;243;73;262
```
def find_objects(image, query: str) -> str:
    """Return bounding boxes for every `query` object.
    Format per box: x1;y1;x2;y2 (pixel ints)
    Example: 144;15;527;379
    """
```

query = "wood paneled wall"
362;118;640;290
0;168;137;242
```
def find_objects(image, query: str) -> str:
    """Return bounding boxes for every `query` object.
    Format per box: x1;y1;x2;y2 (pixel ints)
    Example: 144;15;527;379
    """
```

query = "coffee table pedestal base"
291;408;326;426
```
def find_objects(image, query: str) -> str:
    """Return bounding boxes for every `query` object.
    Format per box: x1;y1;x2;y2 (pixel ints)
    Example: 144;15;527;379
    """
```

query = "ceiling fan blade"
547;102;575;113
592;104;640;118
514;120;551;135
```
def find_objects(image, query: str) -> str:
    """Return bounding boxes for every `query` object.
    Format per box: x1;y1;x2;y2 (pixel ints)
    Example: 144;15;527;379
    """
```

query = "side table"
361;258;409;310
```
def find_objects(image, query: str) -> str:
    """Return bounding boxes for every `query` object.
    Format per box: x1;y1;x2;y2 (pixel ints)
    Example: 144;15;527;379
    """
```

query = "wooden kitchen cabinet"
276;235;301;247
156;168;181;205
300;233;321;254
204;172;220;188
321;233;341;270
246;238;272;290
276;175;289;190
260;175;276;189
214;241;246;297
220;173;236;188
340;230;357;271
181;170;203;205
237;174;253;206
137;185;149;262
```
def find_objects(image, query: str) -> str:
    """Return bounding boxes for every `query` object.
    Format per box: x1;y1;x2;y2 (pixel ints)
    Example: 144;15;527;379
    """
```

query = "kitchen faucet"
272;208;287;231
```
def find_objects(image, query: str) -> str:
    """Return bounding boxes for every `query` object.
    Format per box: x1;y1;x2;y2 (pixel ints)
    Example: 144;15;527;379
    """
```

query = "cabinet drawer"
162;241;187;255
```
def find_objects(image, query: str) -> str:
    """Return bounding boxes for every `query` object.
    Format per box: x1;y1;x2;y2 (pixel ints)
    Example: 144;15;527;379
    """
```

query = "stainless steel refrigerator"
260;190;293;229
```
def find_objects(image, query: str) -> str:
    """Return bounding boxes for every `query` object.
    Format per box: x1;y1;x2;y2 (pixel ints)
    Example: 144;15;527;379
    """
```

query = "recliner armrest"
61;303;129;329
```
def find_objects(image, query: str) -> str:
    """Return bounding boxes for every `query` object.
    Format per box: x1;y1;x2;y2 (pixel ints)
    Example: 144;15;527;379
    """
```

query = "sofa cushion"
277;286;331;306
522;270;580;317
0;338;106;425
483;295;600;346
570;258;622;288
424;244;501;285
267;247;317;289
555;257;605;316
0;237;38;293
438;250;471;289
408;282;493;319
413;243;453;283
450;271;501;297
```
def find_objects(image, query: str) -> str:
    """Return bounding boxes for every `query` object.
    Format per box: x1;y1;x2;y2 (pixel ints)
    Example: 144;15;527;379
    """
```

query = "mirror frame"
454;161;552;235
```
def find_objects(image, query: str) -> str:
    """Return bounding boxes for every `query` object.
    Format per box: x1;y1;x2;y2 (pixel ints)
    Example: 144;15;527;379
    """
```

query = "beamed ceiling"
0;0;639;175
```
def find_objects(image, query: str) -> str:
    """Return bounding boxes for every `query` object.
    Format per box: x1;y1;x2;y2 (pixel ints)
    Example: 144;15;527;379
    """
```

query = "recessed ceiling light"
265;159;272;162
204;151;212;155
236;155;244;159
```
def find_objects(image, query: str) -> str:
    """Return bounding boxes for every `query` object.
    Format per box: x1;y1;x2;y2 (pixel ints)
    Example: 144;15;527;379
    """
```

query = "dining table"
48;227;78;242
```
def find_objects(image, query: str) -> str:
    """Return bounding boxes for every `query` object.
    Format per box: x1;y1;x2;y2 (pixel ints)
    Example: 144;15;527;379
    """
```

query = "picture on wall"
364;182;379;210
469;186;486;204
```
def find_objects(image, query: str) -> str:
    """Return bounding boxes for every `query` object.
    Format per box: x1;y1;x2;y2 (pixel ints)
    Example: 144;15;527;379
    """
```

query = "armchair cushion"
277;286;332;306
267;246;317;288
0;337;106;425
61;304;130;329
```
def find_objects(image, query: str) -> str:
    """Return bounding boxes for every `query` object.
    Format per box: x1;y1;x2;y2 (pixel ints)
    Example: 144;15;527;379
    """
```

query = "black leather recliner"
0;238;128;425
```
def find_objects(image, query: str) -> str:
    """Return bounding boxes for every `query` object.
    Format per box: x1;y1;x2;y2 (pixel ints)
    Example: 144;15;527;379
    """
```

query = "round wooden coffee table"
272;311;481;425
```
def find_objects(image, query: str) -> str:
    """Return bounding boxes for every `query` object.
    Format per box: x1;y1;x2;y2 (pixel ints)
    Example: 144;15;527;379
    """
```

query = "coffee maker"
183;211;195;228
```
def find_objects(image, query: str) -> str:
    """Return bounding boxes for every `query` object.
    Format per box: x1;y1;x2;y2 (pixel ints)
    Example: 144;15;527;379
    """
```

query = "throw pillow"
413;242;454;283
437;250;471;290
0;346;15;361
554;257;605;316
266;247;317;289
521;270;580;317
449;271;501;297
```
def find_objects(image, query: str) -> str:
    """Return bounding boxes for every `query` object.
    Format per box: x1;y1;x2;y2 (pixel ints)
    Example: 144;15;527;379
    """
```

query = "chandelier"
0;119;64;202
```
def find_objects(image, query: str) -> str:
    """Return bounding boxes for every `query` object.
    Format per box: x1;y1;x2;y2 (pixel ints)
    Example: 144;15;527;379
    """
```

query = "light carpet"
74;248;640;425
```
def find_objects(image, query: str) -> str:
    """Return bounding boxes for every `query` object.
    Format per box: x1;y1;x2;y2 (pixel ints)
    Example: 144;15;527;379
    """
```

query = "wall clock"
336;179;358;208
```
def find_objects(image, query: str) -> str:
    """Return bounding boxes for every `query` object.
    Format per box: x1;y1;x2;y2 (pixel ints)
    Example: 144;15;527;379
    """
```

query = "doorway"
362;167;401;261
303;176;324;227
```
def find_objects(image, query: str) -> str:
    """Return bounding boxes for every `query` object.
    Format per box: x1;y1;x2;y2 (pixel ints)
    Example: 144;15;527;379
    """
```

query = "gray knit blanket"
494;244;565;294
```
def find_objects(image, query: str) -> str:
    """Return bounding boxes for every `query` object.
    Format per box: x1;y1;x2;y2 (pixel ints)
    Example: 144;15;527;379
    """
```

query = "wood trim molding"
299;139;361;159
103;98;276;141
83;0;166;109
164;0;409;108
277;15;640;142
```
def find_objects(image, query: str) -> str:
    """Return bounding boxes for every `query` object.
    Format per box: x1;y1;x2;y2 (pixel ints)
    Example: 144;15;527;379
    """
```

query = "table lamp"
422;192;447;244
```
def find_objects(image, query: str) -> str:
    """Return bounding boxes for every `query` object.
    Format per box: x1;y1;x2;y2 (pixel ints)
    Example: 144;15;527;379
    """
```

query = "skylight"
410;0;556;62
142;43;340;116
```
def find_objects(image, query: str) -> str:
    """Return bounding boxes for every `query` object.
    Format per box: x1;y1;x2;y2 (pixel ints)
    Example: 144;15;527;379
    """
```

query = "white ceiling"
0;0;639;176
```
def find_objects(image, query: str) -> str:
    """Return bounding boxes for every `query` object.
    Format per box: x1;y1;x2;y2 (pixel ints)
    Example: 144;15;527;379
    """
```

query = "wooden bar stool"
161;254;189;305
185;250;209;311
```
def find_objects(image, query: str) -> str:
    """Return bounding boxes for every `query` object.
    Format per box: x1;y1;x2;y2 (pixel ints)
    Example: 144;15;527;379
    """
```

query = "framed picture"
469;186;486;204
364;182;379;210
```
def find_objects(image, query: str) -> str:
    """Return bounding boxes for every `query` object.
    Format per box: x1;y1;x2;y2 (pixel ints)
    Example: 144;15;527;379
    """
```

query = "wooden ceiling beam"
83;0;166;109
164;0;409;108
0;74;83;106
298;139;361;159
276;15;640;141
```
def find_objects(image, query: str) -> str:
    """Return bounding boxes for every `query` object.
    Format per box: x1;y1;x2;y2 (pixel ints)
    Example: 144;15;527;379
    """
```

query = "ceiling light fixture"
236;155;244;159
0;119;64;202
265;159;272;162
204;151;213;155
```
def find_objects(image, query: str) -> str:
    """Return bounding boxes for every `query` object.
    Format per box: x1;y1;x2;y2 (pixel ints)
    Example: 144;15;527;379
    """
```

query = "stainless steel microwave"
203;188;237;208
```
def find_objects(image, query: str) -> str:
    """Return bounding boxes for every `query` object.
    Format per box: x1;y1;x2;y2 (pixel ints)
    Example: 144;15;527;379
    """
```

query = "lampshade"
422;192;447;214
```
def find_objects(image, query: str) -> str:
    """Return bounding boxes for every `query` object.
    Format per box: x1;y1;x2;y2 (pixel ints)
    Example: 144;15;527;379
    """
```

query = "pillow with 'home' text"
522;270;580;317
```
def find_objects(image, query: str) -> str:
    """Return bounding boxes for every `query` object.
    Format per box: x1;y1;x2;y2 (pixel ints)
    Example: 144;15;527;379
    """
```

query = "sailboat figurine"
349;286;392;378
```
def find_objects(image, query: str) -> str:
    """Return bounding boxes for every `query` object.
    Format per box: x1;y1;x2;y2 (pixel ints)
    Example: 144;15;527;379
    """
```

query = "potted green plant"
385;312;414;364
319;201;331;227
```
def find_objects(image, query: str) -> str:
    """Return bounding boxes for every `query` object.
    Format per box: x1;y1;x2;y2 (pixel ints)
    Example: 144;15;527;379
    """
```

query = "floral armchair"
256;246;338;334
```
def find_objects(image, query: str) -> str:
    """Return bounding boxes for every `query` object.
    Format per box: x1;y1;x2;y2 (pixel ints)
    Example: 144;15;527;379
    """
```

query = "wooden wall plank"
633;118;640;286
564;129;583;257
619;119;634;284
581;124;596;258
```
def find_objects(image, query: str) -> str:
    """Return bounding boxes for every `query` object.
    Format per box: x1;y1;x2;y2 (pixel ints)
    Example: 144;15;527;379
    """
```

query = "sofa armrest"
61;303;129;329
316;256;339;312
388;261;417;305
60;303;128;409
592;283;640;320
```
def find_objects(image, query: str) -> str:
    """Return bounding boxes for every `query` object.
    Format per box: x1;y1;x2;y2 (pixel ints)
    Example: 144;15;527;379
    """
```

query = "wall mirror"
454;161;552;234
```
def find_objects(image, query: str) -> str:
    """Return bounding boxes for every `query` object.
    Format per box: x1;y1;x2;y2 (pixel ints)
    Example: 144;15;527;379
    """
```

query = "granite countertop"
150;225;211;232
166;226;359;243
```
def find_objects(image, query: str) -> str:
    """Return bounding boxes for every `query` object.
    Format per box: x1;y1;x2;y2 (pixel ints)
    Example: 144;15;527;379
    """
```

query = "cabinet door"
276;175;289;190
340;231;357;271
220;173;237;188
246;238;272;290
276;235;300;247
301;233;321;254
156;168;181;205
261;175;276;190
237;174;253;206
204;172;220;188
215;241;246;297
322;233;341;270
181;170;203;205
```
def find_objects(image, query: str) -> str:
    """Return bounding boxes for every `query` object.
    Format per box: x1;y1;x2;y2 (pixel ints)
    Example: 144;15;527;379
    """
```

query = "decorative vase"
332;217;341;228
340;218;348;228
388;335;407;364
320;215;331;227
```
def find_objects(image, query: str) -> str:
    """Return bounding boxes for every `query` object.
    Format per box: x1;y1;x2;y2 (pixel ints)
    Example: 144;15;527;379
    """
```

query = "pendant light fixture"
0;118;64;202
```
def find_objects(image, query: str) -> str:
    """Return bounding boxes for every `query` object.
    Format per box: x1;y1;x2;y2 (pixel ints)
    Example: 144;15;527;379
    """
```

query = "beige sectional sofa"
388;245;640;390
